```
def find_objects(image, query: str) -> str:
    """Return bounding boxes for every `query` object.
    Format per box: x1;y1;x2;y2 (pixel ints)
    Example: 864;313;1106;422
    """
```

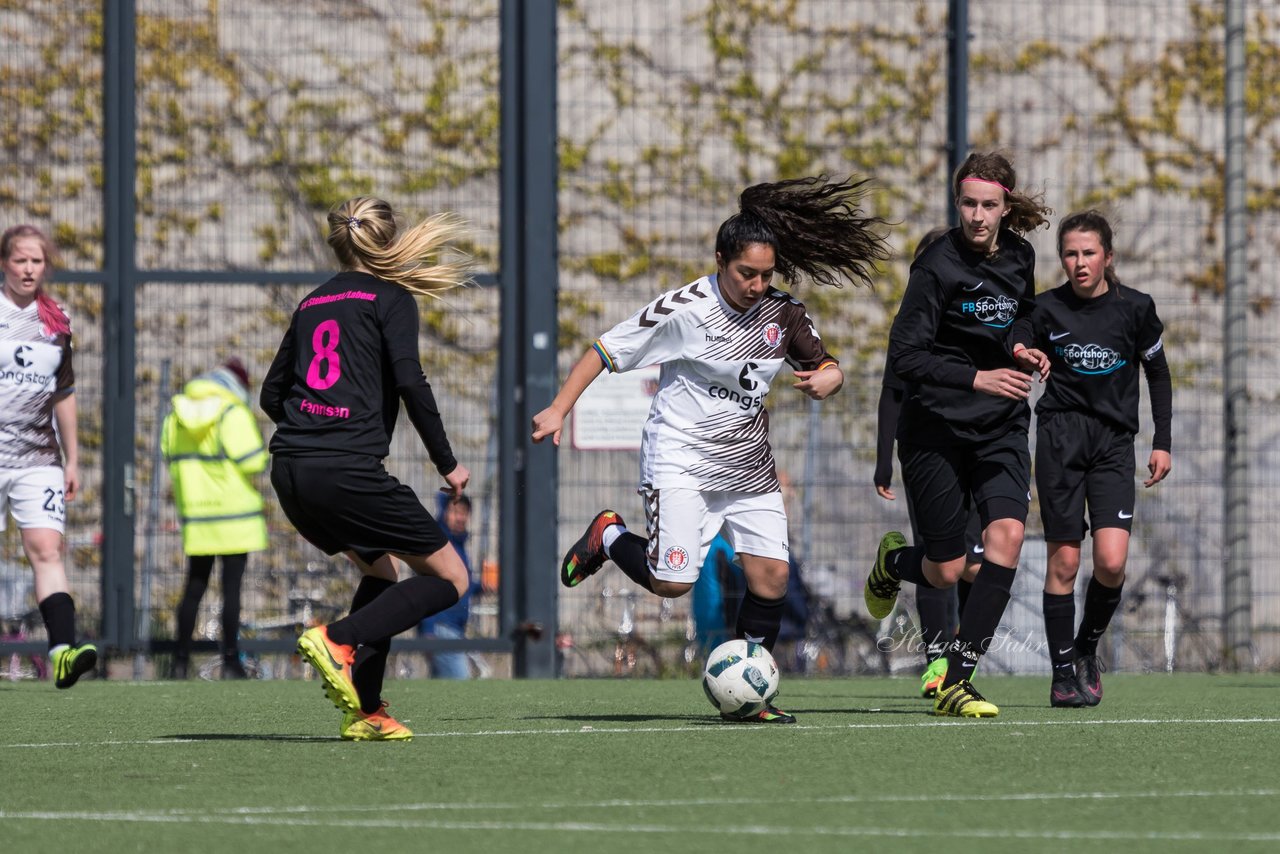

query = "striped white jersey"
0;294;74;469
594;274;836;493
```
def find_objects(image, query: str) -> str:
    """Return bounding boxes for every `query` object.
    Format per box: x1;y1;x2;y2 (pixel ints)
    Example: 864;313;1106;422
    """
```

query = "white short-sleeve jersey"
594;274;836;493
0;295;74;470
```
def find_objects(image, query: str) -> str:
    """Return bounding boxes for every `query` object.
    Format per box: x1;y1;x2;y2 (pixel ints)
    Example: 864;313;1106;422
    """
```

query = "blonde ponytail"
327;197;471;297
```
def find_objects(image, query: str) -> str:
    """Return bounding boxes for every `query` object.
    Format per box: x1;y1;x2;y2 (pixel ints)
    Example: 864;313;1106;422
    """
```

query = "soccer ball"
701;639;780;718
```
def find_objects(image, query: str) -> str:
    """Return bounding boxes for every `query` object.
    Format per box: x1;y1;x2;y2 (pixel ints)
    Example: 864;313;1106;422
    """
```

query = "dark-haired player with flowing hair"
532;176;891;723
1031;210;1170;708
262;196;472;741
864;152;1053;718
0;225;96;688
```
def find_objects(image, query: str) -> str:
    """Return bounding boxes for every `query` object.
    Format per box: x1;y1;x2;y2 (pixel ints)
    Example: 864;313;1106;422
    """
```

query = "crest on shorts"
664;546;690;571
762;322;782;348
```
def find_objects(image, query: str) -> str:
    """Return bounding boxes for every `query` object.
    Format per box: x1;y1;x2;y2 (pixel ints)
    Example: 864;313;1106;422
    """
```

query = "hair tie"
347;217;362;230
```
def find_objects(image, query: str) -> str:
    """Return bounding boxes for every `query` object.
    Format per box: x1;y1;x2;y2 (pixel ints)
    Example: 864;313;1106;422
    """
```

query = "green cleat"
51;643;97;689
341;702;413;742
865;531;906;619
920;657;948;698
934;679;998;718
297;626;360;713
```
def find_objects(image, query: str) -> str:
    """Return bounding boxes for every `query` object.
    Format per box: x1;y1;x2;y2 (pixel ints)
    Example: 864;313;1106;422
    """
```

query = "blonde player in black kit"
262;197;471;741
864;152;1053;718
532;176;891;723
1031;210;1171;708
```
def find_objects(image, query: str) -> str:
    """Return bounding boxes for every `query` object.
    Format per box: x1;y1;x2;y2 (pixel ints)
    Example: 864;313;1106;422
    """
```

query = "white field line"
0;808;1277;841
7;715;1280;749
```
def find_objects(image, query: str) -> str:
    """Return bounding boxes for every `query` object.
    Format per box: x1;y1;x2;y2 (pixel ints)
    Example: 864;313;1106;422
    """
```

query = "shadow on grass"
159;733;337;743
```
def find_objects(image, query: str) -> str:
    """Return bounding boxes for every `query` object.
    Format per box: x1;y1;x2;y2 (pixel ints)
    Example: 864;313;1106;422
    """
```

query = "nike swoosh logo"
1118;511;1133;519
1049;331;1070;341
971;545;984;554
1057;647;1074;656
962;280;984;292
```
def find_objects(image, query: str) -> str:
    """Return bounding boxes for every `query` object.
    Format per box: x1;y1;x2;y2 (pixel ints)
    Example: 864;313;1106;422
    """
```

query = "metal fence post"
1222;0;1251;671
101;0;139;657
499;0;560;677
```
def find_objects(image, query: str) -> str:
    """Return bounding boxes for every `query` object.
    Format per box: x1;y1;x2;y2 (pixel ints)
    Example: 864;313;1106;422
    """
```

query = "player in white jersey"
0;225;97;688
532;176;890;722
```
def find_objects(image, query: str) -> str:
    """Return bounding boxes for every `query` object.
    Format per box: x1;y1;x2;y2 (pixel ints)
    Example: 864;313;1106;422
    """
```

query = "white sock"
601;524;626;556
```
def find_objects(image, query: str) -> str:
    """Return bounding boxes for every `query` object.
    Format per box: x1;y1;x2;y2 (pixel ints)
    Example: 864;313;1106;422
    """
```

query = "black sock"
887;545;934;587
606;531;655;592
1075;576;1124;657
942;559;1015;688
956;578;973;618
734;589;786;652
1043;591;1077;679
349;575;396;714
39;592;76;649
916;586;954;662
327;575;458;648
219;554;247;656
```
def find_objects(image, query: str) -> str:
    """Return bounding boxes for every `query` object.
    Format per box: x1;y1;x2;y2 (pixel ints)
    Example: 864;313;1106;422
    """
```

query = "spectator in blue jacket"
418;494;482;678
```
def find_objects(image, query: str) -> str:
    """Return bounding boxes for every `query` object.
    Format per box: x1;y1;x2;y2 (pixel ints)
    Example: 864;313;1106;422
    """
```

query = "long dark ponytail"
715;176;892;289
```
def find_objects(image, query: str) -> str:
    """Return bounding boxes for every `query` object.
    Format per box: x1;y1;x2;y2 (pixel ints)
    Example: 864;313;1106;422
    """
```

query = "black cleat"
1074;655;1106;706
1050;674;1088;708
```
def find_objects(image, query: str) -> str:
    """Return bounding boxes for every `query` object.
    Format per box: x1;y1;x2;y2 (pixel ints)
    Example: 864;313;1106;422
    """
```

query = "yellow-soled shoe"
934;679;999;718
341;702;413;742
297;626;360;713
864;531;906;619
52;643;97;689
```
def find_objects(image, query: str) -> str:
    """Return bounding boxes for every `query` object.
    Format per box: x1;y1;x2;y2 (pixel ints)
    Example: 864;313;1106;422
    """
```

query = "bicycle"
556;584;666;678
1;608;48;682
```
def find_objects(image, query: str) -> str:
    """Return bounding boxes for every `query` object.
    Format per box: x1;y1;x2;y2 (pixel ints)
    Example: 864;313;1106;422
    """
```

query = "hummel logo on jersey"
962;280;984;292
1118;510;1133;519
1049;330;1070;341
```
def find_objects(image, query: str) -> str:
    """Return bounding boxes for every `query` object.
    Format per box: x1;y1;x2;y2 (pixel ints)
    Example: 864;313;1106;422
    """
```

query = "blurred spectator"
162;357;268;679
417;493;483;678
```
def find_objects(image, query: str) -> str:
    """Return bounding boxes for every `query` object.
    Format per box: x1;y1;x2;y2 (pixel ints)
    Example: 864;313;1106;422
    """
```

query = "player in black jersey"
0;225;97;688
1030;210;1171;708
261;196;472;741
533;176;891;723
873;226;981;699
864;152;1053;718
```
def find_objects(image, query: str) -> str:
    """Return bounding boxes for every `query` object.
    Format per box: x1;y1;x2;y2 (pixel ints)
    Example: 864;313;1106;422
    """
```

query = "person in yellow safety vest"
161;357;268;679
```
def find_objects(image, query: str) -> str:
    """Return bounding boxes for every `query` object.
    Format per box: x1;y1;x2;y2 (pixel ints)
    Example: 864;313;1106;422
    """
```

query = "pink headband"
960;176;1012;194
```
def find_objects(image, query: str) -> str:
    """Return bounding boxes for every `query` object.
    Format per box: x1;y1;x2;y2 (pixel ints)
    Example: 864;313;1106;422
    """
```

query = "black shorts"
904;487;984;562
899;430;1030;562
1036;411;1136;541
271;455;448;565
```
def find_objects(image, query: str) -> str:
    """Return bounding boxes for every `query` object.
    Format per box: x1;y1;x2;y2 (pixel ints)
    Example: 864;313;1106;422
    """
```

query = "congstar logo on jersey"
961;294;1018;328
708;362;764;412
1058;342;1126;375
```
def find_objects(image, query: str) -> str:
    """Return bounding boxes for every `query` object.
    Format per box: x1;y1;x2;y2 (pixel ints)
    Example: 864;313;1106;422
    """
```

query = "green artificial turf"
3;673;1279;853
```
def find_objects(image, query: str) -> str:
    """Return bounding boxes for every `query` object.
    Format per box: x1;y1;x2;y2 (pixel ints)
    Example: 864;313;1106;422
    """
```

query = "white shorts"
640;487;789;583
0;466;67;533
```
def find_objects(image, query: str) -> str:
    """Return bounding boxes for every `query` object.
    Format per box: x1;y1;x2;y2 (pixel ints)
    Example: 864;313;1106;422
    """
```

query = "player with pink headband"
864;151;1053;717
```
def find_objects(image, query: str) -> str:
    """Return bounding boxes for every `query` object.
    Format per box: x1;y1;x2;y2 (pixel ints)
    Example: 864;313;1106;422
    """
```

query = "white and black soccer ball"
701;639;780;718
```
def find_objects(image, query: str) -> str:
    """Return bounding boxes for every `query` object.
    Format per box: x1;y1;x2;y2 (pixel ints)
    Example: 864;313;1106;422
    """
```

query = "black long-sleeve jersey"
887;227;1037;446
260;271;457;473
873;361;905;488
1030;282;1172;451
